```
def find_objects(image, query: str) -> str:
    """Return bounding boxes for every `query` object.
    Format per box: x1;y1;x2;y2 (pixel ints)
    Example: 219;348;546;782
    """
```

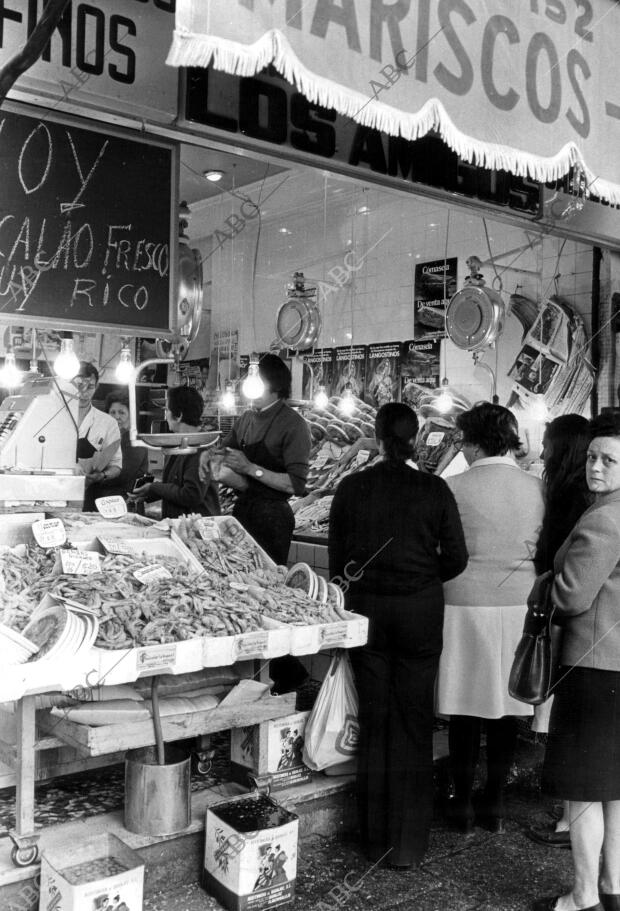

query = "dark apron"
232;407;295;566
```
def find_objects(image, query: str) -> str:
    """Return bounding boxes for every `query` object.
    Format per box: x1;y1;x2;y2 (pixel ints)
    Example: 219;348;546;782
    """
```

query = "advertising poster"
303;348;335;399
333;346;367;399
365;342;401;407
400;339;441;409
414;257;458;339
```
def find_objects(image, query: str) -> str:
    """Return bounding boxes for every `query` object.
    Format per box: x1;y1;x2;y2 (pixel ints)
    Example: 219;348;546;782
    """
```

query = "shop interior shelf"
36;692;297;758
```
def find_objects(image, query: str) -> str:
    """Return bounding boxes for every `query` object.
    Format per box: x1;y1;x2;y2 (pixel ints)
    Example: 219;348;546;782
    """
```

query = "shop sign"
184;67;540;215
172;0;620;205
414;258;458;340
4;0;177;124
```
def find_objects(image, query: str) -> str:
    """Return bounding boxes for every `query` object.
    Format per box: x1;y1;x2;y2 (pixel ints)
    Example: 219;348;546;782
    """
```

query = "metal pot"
446;285;505;351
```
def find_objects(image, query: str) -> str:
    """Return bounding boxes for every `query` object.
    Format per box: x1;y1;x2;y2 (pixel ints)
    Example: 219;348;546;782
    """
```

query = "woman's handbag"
509;571;563;705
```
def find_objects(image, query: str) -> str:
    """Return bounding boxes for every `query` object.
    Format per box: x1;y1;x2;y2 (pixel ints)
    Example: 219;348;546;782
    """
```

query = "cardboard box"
230;711;312;791
39;832;144;911
204;793;298;911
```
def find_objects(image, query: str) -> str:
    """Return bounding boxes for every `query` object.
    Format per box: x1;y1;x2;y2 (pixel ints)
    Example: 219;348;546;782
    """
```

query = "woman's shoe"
532;897;603;911
600;895;620;911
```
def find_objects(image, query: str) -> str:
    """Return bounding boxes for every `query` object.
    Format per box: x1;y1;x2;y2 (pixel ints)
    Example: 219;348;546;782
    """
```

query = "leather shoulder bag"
509;570;562;705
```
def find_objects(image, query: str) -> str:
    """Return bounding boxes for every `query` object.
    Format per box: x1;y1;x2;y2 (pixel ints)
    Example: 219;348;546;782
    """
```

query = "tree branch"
0;0;72;103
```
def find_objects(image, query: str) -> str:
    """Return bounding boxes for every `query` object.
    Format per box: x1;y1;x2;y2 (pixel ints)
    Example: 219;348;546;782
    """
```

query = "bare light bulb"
220;382;236;410
339;387;356;417
242;359;265;400
0;350;23;388
435;379;454;414
314;385;329;409
54;338;80;380
115;345;135;383
530;395;549;423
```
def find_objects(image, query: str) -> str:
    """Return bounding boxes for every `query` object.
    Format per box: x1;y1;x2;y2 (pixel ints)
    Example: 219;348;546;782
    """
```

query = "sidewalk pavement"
144;740;574;911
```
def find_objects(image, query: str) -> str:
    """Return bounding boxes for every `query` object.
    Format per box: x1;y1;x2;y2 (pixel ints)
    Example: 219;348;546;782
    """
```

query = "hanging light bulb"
314;384;329;409
0;350;23;388
54;338;80;380
529;394;549;423
220;381;236;410
115;342;135;383
435;378;454;414
339;385;355;417
242;356;265;400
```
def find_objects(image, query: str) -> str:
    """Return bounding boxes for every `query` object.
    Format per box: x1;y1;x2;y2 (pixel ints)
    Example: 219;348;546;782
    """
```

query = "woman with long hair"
528;415;591;848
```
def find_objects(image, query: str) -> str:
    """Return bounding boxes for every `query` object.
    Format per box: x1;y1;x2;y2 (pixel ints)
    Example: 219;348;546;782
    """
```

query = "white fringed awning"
168;0;620;205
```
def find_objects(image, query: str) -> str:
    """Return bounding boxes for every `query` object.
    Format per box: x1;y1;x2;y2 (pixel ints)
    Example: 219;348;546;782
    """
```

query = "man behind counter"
200;354;311;565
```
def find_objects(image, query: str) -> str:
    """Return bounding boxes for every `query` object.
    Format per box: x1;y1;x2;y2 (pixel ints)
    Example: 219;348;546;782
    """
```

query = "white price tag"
195;518;220;541
354;449;370;467
234;631;269;658
425;431;445;447
98;537;134;556
133;564;172;584
319;622;348;647
32;518;66;548
60;550;102;575
95;496;127;519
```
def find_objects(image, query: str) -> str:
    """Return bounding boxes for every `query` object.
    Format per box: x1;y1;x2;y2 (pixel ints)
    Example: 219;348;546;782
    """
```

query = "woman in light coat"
436;402;544;834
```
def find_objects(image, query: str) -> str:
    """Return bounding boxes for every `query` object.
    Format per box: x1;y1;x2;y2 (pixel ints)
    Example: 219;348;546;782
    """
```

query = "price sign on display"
60;550;102;575
95;496;128;519
319;623;348;647
134;565;172;584
97;537;134;556
195;518;220;541
425;432;445;447
353;449;371;468
32;518;66;548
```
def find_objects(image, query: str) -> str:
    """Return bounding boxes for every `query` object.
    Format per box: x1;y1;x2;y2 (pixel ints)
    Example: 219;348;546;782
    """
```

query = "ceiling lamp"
54;338;80;380
204;170;224;182
0;349;23;388
242;355;265;400
220;381;236;411
115;342;135;383
339;386;356;417
435;378;454;414
314;385;329;409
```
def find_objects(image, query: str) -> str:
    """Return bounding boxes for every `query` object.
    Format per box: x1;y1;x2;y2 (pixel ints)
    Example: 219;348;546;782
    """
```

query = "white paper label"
136;644;177;672
354;449;370;467
98;537;134;555
196;518;220;541
60;550;102;575
134;564;172;584
32;518;66;548
426;432;445;447
234;631;269;657
95;496;128;518
319;622;348;646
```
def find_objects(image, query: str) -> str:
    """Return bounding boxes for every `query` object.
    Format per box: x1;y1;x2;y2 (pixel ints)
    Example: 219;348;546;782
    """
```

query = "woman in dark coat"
328;403;468;869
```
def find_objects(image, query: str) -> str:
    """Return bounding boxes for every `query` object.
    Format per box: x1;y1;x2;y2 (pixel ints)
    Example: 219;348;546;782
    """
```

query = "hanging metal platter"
446;285;505;351
275;298;321;349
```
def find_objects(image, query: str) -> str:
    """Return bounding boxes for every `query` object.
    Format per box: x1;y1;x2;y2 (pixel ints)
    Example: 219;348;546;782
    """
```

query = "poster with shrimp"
302;348;335;400
365;342;401;407
333;346;367;400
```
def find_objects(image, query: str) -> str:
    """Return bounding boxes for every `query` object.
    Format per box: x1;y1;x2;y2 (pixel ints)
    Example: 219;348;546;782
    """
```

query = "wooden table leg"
9;695;40;866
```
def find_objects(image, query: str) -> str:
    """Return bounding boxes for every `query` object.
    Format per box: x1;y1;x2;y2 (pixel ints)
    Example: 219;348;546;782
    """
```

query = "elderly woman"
329;403;467;869
436;402;544;834
534;413;620;911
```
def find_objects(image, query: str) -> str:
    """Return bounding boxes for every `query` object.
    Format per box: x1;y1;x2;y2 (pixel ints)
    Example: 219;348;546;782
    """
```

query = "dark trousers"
448;715;518;813
232;497;294;566
351;646;439;866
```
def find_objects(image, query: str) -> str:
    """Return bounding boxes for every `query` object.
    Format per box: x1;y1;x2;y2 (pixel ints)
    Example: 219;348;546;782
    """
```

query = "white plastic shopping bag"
302;650;359;771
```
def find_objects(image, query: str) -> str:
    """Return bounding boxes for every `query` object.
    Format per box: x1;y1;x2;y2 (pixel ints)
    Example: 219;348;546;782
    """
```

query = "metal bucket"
124;745;191;836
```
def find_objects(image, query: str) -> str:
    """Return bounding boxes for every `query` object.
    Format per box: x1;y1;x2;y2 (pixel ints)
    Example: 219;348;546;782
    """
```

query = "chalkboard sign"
0;105;176;335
